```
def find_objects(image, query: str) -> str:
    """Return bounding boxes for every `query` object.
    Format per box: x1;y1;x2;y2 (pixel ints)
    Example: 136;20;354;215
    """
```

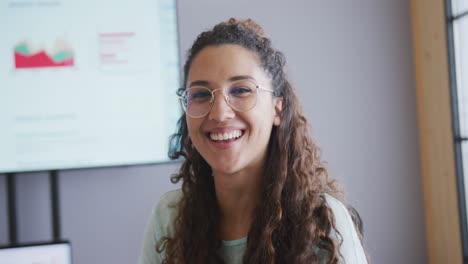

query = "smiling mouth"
208;130;244;142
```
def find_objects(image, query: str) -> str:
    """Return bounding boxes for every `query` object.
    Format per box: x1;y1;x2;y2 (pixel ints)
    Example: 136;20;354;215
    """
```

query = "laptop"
0;241;72;264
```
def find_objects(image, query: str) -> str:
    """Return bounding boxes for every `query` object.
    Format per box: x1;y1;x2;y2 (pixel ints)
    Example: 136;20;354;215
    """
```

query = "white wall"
0;0;427;263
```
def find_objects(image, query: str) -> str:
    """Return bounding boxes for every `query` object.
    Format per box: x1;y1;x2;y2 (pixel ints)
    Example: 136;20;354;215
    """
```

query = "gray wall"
0;0;427;263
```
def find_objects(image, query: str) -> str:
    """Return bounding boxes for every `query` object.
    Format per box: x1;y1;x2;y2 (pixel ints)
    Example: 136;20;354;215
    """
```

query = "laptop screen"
0;241;72;264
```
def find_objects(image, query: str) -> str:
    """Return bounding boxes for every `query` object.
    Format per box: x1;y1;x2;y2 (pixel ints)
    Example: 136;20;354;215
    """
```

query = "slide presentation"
0;0;181;173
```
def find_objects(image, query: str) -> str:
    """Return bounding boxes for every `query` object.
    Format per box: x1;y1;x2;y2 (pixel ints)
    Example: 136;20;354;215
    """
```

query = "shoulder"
322;193;352;227
155;189;183;215
153;189;183;238
323;193;368;264
139;189;182;264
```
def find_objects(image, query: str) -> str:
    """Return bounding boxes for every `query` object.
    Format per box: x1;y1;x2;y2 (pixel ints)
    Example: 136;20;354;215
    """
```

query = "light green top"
139;189;367;264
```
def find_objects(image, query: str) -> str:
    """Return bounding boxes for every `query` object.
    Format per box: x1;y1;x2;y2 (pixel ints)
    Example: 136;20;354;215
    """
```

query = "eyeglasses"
178;79;275;118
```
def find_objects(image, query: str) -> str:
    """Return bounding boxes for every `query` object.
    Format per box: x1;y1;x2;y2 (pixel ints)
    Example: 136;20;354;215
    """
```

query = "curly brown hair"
158;18;358;263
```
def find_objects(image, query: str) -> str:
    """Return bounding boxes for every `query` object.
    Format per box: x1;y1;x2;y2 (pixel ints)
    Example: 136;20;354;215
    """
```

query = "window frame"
447;0;468;261
411;0;463;262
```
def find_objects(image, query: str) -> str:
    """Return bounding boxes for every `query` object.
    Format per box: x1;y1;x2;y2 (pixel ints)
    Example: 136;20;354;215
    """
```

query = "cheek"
185;118;196;137
248;113;274;137
253;102;277;127
251;110;277;138
186;118;200;139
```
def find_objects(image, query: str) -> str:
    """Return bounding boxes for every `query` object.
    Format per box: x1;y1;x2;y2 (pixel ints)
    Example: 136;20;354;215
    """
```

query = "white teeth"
209;130;243;141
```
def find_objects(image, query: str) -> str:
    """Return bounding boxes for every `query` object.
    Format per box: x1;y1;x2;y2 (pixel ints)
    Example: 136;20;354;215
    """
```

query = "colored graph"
14;40;74;69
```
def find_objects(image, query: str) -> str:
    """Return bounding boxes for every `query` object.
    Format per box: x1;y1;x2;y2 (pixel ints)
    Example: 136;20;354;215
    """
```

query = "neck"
213;167;263;241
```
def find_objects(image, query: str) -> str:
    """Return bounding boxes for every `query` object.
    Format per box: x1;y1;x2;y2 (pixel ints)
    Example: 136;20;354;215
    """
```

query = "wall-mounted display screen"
0;0;180;173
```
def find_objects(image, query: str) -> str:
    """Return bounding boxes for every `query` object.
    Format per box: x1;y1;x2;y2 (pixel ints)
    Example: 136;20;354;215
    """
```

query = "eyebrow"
187;75;256;88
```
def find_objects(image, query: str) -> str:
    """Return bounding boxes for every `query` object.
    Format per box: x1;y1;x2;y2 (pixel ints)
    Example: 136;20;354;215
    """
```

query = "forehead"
187;44;269;86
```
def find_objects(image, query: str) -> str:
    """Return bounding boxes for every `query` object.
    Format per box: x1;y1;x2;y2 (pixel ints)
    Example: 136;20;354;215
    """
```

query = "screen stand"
5;171;62;245
49;170;61;241
6;173;17;245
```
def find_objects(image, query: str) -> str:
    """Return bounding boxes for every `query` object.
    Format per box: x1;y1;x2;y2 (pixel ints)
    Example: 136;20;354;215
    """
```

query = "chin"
209;162;241;176
202;153;238;173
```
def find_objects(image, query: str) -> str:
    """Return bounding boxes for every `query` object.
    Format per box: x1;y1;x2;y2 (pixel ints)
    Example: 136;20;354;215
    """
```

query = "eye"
229;86;254;97
188;89;212;102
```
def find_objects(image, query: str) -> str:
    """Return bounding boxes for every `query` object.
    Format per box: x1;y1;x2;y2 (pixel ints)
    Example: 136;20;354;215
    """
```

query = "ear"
273;97;284;126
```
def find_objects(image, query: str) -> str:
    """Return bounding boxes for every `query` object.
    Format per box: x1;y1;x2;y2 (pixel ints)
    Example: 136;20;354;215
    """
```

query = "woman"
140;18;367;264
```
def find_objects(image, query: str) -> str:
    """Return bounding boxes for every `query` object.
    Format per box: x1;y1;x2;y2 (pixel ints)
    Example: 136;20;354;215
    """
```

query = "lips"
209;130;243;141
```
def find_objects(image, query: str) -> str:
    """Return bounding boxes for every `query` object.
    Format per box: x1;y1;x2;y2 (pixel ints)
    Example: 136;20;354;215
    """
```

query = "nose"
208;90;235;122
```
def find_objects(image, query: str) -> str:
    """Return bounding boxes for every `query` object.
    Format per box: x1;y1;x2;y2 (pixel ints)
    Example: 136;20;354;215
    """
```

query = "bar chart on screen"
14;39;75;69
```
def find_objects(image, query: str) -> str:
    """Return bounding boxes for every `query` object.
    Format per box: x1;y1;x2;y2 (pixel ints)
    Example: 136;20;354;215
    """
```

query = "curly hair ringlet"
158;18;364;263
